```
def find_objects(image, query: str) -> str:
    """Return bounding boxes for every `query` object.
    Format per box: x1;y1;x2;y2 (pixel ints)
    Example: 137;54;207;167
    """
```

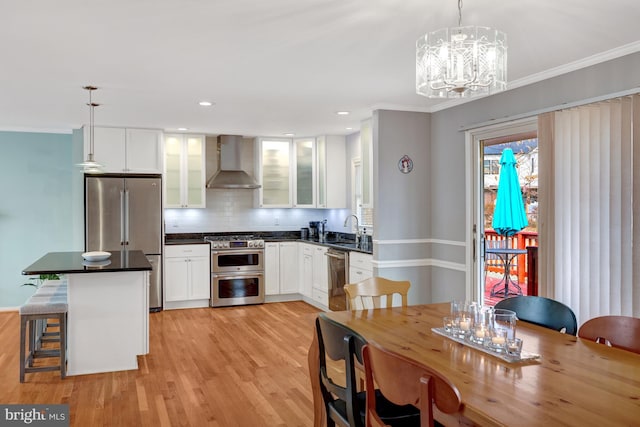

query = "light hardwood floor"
0;301;321;426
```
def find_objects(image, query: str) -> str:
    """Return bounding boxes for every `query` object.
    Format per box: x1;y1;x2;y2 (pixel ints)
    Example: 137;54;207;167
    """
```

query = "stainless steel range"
205;235;265;307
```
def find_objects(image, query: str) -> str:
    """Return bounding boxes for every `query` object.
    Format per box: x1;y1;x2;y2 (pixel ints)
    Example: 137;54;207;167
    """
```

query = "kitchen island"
22;251;151;376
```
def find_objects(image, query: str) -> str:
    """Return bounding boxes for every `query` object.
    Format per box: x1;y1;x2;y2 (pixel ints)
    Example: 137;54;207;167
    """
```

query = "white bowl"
83;259;112;267
82;251;111;262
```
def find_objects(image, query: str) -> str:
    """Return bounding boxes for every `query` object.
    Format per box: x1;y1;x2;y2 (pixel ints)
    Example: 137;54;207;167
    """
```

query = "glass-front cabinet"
256;136;345;208
164;134;206;208
258;138;292;207
294;138;316;208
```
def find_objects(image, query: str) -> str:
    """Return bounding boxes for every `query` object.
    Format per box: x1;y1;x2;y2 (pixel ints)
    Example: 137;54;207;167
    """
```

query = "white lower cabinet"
164;244;210;309
265;242;299;295
348;251;373;283
311;245;329;308
300;244;314;298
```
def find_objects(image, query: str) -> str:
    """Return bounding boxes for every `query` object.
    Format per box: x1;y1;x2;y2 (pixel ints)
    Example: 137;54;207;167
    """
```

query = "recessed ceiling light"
284;133;295;137
199;101;214;107
178;127;188;131
336;111;350;116
346;127;353;130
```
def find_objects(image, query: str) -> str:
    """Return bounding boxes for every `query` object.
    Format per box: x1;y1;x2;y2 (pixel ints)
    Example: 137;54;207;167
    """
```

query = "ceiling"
1;0;639;137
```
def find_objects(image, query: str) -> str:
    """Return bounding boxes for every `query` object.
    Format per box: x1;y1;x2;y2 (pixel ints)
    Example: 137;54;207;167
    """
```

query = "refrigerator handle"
124;189;130;245
120;190;125;246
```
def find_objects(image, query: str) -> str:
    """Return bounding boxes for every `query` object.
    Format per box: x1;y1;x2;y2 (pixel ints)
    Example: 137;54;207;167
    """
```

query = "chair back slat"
363;342;462;427
578;315;640;354
344;277;410;310
316;314;367;427
495;296;578;335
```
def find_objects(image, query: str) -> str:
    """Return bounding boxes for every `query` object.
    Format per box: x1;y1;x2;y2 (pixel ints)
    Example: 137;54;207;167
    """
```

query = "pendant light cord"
83;85;99;161
458;0;463;26
89;89;94;158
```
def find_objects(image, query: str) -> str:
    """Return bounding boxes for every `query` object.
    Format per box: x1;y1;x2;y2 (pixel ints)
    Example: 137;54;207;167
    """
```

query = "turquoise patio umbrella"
492;148;528;237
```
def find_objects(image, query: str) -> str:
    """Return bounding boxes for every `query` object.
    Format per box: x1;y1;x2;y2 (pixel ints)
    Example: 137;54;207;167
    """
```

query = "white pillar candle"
491;336;506;345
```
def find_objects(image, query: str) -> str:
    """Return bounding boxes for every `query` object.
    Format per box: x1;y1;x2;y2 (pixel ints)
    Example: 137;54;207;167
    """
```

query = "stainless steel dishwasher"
325;248;349;311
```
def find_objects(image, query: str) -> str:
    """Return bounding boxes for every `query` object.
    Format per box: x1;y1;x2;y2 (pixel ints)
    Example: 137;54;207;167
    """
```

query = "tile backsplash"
164;189;351;234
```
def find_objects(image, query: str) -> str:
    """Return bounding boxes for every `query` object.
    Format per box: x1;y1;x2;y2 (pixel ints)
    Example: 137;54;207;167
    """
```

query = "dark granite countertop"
164;239;210;245
22;250;152;275
164;232;373;254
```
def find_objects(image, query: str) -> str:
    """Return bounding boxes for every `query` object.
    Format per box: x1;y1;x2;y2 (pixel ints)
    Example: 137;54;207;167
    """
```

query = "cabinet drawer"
350;252;372;271
301;244;314;256
165;244;210;258
312;288;328;307
349;266;372;283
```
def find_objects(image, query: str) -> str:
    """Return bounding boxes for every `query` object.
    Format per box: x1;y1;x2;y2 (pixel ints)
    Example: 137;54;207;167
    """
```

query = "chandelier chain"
458;0;463;26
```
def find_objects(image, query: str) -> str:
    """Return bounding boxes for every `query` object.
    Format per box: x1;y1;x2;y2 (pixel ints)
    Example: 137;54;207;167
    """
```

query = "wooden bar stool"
19;295;68;382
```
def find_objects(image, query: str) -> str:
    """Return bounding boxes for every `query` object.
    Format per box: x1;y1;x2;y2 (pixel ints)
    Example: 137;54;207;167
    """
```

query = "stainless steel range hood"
206;135;261;189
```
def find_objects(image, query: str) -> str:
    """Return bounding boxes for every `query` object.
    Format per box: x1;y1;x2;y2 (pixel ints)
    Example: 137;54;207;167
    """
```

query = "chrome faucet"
343;214;361;246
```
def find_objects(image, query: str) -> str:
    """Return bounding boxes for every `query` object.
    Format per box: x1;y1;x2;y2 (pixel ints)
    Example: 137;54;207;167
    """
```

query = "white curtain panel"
538;95;640;324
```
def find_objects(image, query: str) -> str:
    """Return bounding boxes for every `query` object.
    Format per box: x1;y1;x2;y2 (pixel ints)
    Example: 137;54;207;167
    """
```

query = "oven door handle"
212;272;264;280
211;250;263;256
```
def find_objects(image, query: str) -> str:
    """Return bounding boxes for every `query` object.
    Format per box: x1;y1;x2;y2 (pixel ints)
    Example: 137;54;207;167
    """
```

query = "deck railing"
485;230;538;284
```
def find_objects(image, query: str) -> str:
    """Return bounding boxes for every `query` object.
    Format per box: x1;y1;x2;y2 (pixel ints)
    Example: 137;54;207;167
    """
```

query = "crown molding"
430;40;640;113
0;126;73;134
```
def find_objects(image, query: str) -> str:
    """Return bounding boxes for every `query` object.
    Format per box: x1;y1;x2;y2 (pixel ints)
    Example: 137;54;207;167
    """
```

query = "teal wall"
0;130;84;308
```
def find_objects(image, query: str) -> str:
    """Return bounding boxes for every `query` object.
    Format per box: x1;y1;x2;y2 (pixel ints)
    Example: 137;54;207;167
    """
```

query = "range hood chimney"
206;135;261;189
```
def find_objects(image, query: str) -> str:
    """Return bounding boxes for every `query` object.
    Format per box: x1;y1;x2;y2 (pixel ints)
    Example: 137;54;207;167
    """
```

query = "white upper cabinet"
164;134;206;208
293;138;316;208
316;135;346;208
256;135;346;208
84;126;163;173
257;138;293;208
125;129;163;173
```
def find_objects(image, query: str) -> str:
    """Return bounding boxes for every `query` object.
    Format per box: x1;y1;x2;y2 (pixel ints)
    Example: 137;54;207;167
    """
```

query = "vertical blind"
538;95;640;323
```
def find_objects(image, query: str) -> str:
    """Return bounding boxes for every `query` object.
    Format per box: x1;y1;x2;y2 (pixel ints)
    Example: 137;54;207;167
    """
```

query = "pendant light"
416;0;507;98
77;85;104;173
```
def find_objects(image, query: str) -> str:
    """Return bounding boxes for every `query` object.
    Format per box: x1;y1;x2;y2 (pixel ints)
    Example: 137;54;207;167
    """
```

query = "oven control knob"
224;242;230;248
248;241;254;248
258;241;264;248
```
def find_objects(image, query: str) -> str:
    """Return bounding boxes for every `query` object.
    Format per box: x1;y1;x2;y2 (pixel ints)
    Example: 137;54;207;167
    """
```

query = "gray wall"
426;51;640;301
372;109;436;303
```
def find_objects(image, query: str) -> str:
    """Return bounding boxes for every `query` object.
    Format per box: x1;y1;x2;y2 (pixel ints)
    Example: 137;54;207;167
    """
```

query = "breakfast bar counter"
23;250;151;376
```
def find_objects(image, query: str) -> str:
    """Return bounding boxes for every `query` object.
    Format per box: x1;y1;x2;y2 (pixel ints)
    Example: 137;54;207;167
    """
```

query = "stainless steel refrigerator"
85;174;163;311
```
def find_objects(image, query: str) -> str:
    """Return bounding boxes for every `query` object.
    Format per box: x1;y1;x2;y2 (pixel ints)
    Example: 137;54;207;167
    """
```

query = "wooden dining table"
308;303;640;427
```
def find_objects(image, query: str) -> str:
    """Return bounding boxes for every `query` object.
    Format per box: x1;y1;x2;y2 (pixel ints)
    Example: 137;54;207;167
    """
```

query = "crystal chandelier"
77;85;104;173
416;0;507;98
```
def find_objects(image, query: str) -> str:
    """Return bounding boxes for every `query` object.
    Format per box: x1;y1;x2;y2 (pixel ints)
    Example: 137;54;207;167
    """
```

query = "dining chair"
494;296;578;335
343;277;410;310
578;315;640;354
362;342;462;427
316;314;420;427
